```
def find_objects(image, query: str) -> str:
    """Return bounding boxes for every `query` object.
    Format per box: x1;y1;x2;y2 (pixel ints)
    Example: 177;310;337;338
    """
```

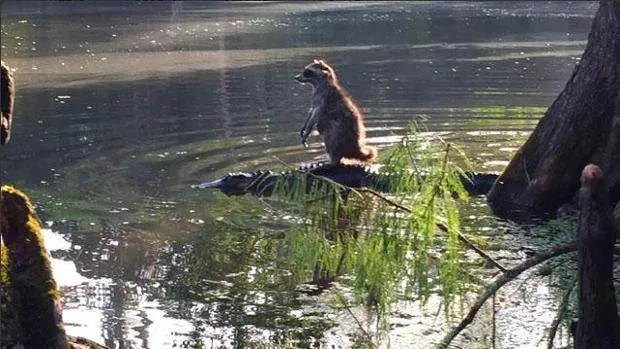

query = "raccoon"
294;59;377;165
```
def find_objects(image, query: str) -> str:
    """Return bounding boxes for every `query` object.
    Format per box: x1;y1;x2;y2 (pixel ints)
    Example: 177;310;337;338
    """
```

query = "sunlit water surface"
1;1;597;348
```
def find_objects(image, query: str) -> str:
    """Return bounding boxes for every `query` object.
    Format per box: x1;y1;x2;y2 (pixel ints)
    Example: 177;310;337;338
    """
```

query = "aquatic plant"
264;117;475;334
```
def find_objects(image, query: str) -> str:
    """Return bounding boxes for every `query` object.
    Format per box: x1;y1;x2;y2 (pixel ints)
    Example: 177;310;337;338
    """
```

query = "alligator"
195;162;499;198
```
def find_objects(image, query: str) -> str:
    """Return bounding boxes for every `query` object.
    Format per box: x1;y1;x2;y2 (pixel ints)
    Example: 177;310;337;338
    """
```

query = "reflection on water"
1;1;596;348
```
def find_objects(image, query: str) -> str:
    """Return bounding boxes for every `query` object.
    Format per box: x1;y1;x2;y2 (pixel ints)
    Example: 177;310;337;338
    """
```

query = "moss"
1;242;24;347
1;185;68;348
1;241;9;285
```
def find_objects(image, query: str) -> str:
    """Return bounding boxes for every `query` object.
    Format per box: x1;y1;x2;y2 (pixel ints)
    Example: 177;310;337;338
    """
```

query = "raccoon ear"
313;59;320;64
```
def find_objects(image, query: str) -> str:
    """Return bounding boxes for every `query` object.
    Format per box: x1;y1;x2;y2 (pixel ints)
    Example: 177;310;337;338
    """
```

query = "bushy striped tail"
341;145;377;165
359;145;377;163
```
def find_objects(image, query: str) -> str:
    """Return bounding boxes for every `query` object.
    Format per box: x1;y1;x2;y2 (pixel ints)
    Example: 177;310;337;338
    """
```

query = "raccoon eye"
302;69;313;78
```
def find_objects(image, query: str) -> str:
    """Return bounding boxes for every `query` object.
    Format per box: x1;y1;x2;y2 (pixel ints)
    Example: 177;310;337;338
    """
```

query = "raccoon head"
294;59;336;85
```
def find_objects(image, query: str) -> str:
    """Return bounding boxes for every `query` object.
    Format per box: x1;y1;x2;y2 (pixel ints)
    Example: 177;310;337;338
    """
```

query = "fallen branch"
437;242;577;349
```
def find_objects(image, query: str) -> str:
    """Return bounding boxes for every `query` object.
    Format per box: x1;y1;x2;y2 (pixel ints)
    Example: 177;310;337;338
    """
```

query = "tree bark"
574;165;619;349
0;186;69;349
487;0;620;220
1;60;15;145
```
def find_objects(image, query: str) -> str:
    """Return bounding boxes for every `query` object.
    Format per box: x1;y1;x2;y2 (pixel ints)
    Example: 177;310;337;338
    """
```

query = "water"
0;1;597;348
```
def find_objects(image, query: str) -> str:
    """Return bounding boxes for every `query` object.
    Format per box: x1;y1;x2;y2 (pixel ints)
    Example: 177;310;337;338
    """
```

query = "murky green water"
1;1;597;348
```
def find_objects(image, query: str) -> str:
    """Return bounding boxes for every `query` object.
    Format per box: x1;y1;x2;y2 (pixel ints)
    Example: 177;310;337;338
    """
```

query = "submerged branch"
436;242;577;349
545;277;577;349
447;225;507;273
333;288;377;347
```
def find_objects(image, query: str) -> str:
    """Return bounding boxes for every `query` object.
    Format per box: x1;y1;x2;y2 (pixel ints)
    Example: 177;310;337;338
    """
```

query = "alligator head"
194;171;275;196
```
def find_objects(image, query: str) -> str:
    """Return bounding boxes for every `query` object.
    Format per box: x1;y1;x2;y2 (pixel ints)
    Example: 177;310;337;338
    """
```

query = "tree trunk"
1;186;69;349
1;61;15;145
487;0;620;220
573;165;619;349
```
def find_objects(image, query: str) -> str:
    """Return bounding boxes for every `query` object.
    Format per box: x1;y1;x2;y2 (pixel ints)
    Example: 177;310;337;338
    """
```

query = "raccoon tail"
358;145;377;163
340;145;378;165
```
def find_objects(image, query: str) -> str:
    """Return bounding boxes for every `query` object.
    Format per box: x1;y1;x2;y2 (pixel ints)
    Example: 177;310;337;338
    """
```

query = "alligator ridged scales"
195;162;499;197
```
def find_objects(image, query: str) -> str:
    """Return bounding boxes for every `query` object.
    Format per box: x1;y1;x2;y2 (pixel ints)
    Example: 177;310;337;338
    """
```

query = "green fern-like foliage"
264;117;474;331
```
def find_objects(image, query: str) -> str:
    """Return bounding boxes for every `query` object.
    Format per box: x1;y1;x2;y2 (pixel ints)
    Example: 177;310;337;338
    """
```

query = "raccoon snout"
294;73;303;82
